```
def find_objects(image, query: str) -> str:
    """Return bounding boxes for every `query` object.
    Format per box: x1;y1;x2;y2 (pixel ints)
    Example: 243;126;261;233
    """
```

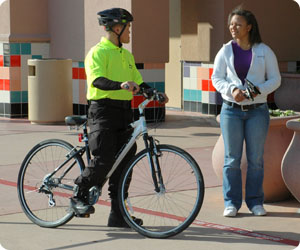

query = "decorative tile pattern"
183;61;221;115
0;42;50;117
72;61;166;122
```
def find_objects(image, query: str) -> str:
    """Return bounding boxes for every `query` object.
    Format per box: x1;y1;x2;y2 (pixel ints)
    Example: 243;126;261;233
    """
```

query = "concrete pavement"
0;110;299;250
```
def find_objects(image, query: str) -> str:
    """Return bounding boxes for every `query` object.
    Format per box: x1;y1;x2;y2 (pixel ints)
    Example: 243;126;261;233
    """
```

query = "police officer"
70;8;168;227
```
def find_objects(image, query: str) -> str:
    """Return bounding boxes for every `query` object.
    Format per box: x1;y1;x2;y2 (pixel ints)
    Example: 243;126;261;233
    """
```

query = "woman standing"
212;7;281;217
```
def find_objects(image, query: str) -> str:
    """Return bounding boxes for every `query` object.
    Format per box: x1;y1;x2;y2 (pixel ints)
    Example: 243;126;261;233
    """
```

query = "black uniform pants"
74;100;137;200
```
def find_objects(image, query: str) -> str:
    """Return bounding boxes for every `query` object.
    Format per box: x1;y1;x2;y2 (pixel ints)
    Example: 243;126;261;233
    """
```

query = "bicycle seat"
65;115;87;126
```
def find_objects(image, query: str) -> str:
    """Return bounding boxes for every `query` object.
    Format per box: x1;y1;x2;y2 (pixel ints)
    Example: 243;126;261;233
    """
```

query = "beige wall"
9;0;49;42
131;0;169;63
180;0;300;63
84;0;132;55
0;0;10;41
165;0;182;109
224;0;300;62
48;0;85;60
84;0;169;63
181;0;224;63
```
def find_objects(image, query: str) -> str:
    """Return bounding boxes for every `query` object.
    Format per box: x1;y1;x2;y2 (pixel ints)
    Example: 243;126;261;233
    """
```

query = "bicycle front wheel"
119;144;204;238
17;139;84;228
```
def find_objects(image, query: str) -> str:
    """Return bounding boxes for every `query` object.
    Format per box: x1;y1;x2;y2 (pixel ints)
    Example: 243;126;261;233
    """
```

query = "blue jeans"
220;102;270;210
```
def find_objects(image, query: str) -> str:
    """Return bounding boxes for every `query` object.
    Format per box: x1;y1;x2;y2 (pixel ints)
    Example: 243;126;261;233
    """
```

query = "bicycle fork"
143;135;165;194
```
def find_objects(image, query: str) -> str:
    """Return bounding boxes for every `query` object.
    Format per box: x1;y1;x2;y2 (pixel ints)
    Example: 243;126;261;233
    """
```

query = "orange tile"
9;67;21;80
72;68;79;79
0;55;3;67
10;79;21;91
209;80;216;92
78;68;86;80
79;80;87;104
209;68;213;79
0;79;3;90
202;79;209;91
4;79;10;90
10;55;21;67
197;67;209;79
0;67;10;79
132;95;145;108
197;78;202;90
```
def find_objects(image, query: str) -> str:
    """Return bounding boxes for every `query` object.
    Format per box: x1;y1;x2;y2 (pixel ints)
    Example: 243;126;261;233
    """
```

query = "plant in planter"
212;109;300;202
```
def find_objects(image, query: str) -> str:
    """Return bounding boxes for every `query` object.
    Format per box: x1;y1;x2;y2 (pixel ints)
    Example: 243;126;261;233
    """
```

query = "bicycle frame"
106;96;153;180
42;92;163;197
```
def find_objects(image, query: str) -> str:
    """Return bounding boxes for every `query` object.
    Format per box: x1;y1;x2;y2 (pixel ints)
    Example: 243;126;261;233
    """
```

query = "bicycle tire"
119;144;204;238
17;139;85;228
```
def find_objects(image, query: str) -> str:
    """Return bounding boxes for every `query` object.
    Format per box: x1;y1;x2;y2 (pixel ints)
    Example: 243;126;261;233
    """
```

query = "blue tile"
146;82;155;88
183;89;191;101
154;82;165;92
78;62;85;68
10;43;20;55
183;67;190;77
197;90;202;102
10;91;21;103
21;43;31;55
22;91;28;103
190;90;197;102
32;55;42;59
209;92;217;104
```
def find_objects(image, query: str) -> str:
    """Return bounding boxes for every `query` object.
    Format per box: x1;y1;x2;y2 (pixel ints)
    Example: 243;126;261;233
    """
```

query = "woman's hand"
232;88;246;102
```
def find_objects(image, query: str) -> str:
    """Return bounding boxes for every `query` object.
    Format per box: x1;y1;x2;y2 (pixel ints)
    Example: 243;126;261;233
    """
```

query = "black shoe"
70;197;95;217
107;210;143;228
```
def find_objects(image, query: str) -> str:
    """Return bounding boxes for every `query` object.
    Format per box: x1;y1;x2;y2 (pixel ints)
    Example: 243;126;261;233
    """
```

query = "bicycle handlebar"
138;88;166;103
123;84;165;103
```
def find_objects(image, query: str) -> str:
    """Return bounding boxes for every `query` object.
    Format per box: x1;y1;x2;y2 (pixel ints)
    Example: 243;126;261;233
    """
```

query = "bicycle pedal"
75;213;90;218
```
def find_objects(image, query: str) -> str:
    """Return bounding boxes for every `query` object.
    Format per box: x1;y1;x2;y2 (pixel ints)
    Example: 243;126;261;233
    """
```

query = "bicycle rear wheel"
17;139;84;228
119;144;204;238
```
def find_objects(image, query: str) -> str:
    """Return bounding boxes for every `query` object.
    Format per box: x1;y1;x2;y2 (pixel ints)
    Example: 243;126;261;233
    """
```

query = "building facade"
0;0;299;118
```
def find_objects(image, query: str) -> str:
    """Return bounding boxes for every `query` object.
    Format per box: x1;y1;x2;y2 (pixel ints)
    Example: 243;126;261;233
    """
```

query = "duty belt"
90;98;132;109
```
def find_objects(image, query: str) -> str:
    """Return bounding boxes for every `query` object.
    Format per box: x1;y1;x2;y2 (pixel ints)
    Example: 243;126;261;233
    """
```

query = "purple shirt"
232;41;252;84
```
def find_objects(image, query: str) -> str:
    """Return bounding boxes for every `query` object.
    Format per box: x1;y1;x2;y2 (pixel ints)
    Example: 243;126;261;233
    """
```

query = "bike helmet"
97;8;133;31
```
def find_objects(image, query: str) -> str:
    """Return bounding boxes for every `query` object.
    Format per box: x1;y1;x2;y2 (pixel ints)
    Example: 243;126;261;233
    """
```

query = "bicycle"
17;88;205;239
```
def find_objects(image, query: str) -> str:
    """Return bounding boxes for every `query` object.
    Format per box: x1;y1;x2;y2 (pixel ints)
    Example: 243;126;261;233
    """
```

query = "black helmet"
97;8;133;31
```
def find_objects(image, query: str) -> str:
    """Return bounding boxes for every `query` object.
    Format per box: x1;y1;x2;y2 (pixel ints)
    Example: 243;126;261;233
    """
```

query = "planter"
212;113;300;203
274;73;300;112
281;119;300;202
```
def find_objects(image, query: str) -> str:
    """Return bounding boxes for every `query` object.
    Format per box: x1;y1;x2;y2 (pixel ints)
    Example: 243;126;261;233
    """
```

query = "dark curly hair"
228;7;262;46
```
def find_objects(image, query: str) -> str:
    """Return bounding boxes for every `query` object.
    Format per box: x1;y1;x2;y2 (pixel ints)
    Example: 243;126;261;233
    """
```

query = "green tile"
10;43;20;55
10;91;21;103
154;82;165;92
21;43;31;55
32;55;42;59
21;91;28;102
78;62;85;68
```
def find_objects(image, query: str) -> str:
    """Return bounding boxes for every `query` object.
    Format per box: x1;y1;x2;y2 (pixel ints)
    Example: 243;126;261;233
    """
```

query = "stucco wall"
84;0;132;56
0;0;10;41
181;0;224;63
131;0;169;63
224;0;300;62
165;0;182;109
181;0;300;63
9;0;49;42
48;0;84;60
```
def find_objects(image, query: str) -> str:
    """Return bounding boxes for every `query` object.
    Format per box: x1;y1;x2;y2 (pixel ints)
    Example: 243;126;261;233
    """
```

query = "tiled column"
72;61;88;115
71;62;166;122
183;61;222;115
0;42;49;118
